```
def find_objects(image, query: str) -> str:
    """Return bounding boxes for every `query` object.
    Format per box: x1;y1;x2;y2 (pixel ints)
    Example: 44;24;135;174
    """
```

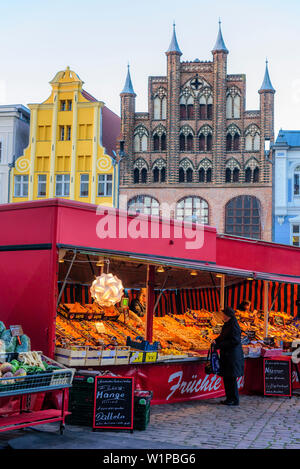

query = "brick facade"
117;25;275;241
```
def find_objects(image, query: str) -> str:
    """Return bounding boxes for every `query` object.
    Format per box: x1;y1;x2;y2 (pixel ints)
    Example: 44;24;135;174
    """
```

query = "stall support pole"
220;275;225;311
263;280;269;338
146;265;155;343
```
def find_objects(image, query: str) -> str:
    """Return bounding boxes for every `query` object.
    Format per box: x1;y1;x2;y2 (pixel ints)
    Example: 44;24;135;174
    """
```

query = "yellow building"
11;67;120;206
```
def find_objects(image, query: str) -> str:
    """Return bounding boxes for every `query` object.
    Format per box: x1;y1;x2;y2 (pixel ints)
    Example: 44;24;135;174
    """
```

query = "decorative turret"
121;64;136;96
212;20;228;183
259;59;275;142
259;59;275;93
166;22;182;56
212;20;228;54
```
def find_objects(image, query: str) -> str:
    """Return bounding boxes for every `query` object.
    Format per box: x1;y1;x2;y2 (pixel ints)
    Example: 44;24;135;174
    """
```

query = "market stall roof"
1;199;300;285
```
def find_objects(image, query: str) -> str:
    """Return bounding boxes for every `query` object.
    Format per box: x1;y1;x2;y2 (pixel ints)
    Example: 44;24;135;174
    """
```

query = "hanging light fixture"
157;265;165;273
90;273;124;307
190;270;198;276
216;274;223;278
58;249;67;263
96;257;104;267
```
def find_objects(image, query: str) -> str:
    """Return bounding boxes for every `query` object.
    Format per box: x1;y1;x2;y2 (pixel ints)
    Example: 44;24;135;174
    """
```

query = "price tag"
10;325;23;337
129;351;143;363
144;351;158;363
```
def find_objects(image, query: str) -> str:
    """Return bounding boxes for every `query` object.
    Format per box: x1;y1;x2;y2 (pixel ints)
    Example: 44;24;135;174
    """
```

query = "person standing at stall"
213;307;244;406
129;288;147;317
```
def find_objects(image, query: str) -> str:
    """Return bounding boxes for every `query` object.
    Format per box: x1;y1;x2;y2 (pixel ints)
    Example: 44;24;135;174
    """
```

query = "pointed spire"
212;19;228;53
121;63;135;95
166;22;182;55
259;59;275;92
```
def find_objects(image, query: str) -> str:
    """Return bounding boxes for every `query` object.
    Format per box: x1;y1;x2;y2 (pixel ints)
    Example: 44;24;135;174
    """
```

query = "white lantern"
90;273;124;307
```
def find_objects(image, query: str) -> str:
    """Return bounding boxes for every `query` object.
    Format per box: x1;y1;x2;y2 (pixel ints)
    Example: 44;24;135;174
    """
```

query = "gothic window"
128;195;160;216
133;126;149;152
180;93;194;119
226;87;241;119
178;158;194;183
245;124;261;151
198;125;213;151
198;158;212;183
293;166;300;196
152;125;167;151
245;158;260;183
199;87;213;120
153;87;167;120
133;158;148;184
152;158;166;183
226;124;241;151
179;126;194;151
176;196;209;224
225;195;261;239
225;159;241;183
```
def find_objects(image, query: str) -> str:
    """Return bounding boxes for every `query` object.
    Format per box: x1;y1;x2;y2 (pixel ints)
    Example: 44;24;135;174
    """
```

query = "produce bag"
5;337;17;353
0;322;5;336
1;329;12;349
15;335;31;353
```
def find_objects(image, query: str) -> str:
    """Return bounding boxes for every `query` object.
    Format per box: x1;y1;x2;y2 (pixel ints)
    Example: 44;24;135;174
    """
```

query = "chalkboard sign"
263;358;291;397
93;376;134;430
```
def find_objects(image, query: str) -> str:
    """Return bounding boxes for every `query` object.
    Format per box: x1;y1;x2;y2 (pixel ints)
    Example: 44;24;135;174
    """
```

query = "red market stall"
0;199;300;405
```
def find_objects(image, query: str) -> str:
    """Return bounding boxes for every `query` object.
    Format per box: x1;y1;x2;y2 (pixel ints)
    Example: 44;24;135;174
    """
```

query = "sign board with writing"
263;358;291;397
10;325;23;337
93;376;134;430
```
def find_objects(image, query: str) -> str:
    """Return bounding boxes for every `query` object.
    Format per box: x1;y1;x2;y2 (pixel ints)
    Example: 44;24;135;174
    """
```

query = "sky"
1;0;300;137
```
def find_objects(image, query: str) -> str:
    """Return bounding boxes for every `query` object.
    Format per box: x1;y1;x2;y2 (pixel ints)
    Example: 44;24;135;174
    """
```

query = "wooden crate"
55;347;86;366
85;348;102;366
115;346;130;365
100;348;116;366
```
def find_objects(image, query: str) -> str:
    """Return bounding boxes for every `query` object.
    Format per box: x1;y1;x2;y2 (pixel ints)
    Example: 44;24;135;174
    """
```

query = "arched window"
226;87;241;119
226;124;241;151
153;87;167;120
198;158;212;183
133;158;148;184
178;158;194;183
152;125;167;152
179;126;194;151
199;87;213;120
152;158;166;183
225;159;241;183
245;158;260;183
245;124;261;151
180;92;194;120
198;125;213;151
225;195;261;239
128;195;160;216
133;126;149;152
176;196;209;224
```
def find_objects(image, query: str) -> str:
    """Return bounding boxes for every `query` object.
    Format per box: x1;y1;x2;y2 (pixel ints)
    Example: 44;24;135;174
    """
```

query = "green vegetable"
10;360;19;370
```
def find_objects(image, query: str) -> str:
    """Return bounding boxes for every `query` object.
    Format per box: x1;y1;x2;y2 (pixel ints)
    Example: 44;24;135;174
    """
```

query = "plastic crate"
0;353;75;397
126;336;160;351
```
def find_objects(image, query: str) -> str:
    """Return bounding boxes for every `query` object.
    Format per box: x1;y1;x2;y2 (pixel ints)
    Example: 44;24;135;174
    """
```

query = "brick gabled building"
117;22;275;241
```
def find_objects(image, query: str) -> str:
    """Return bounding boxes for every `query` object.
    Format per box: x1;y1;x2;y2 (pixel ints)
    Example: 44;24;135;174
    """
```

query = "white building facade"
0;105;30;204
273;130;300;246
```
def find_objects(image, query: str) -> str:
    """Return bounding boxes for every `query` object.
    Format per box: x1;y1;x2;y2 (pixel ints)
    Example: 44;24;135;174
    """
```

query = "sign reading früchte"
93;376;134;430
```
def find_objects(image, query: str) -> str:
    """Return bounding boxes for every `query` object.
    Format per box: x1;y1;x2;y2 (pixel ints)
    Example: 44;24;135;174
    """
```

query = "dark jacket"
130;298;146;317
215;316;244;377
